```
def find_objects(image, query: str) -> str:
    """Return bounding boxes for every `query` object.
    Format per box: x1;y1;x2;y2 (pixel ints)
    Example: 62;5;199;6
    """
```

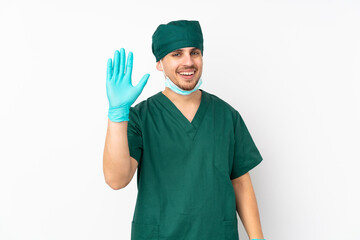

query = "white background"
0;0;359;239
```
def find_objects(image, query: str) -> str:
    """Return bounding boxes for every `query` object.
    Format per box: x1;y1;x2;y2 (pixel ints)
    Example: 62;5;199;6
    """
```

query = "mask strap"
159;60;167;79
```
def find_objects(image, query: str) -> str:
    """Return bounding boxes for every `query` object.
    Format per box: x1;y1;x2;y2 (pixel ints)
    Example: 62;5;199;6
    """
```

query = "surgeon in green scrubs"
103;20;266;240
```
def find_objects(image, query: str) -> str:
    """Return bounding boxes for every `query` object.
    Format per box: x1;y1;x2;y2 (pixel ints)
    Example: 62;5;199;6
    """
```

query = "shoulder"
129;92;161;118
203;90;240;119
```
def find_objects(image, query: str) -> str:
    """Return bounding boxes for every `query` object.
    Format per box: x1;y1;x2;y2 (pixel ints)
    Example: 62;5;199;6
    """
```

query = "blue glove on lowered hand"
106;48;149;122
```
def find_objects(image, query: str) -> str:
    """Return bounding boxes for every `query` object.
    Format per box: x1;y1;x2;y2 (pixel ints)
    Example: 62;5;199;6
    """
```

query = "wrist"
108;106;130;122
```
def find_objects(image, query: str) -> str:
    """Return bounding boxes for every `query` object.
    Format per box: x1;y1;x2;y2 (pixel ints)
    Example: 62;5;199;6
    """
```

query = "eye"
191;51;200;55
172;53;180;57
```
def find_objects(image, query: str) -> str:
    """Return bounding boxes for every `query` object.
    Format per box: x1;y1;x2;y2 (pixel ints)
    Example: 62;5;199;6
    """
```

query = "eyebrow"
171;48;200;53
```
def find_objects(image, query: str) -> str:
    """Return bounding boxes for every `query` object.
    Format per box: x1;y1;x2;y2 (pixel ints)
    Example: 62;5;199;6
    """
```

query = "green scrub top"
127;89;263;240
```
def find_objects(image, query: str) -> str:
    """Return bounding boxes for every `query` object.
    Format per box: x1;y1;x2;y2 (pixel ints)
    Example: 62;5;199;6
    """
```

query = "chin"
177;77;200;90
179;81;198;91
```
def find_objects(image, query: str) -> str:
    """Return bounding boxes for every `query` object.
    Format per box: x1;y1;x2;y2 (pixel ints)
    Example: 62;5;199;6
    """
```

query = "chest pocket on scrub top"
213;134;234;175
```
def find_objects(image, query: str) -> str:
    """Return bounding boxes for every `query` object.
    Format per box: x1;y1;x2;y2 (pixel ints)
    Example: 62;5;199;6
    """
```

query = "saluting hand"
106;48;150;122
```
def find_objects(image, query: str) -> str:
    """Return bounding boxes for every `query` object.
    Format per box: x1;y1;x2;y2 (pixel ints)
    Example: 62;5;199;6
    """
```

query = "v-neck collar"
155;89;210;140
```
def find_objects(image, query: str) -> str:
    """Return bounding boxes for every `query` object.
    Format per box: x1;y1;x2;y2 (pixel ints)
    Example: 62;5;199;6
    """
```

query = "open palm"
106;48;149;121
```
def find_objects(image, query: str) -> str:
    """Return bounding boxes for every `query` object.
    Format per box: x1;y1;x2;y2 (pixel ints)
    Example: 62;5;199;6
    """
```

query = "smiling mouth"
177;70;196;80
178;71;195;75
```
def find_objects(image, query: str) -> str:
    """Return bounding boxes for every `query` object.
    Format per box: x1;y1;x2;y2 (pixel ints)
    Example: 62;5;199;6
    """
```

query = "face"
156;47;203;91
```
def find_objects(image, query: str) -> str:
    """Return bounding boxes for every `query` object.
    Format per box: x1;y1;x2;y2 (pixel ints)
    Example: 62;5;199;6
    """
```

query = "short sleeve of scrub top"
230;110;263;180
127;107;143;164
126;89;263;240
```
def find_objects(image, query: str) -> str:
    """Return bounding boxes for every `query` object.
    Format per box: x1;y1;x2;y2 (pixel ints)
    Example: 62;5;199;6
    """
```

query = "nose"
182;52;194;66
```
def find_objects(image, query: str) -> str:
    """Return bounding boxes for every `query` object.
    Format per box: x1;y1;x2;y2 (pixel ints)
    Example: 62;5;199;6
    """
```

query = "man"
103;20;266;240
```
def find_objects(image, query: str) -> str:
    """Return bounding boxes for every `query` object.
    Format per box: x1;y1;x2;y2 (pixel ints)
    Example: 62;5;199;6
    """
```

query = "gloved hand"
106;48;150;122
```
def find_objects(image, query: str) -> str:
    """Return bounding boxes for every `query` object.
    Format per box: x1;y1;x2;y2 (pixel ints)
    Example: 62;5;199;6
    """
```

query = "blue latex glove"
106;48;149;122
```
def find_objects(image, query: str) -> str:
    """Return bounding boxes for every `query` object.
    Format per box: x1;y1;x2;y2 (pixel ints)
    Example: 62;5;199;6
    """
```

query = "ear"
156;61;163;71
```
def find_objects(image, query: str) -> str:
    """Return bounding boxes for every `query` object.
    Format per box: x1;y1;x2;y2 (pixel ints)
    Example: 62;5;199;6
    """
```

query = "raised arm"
103;48;149;189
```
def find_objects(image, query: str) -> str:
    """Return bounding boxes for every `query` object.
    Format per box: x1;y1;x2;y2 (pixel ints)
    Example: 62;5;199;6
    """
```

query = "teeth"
179;72;194;75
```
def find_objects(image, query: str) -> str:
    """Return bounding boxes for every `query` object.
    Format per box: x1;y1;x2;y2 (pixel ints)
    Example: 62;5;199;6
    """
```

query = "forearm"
232;174;264;240
103;119;131;189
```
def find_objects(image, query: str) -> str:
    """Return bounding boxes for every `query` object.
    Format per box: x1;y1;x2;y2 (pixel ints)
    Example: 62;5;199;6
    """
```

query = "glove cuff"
108;107;130;122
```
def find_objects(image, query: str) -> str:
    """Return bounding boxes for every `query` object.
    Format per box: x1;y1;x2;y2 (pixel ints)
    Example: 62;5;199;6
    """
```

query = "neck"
162;88;202;105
